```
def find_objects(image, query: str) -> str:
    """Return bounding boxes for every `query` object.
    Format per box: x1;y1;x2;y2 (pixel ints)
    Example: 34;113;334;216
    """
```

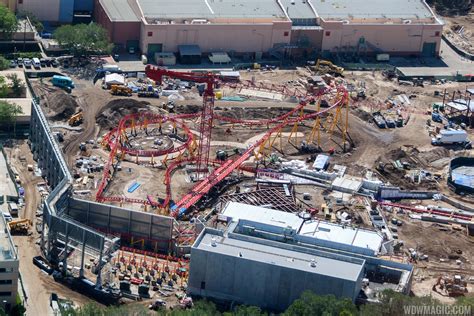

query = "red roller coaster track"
96;66;349;218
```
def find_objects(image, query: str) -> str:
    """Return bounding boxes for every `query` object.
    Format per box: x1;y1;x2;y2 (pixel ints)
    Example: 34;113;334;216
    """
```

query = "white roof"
332;177;362;192
299;220;383;253
196;232;365;280
105;73;125;85
221;202;304;230
313;154;329;170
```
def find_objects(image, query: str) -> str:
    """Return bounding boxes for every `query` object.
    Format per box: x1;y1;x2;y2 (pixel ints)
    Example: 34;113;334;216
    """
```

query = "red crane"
145;65;218;177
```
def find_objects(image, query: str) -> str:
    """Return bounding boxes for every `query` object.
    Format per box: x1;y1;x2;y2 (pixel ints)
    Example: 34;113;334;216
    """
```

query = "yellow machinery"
313;59;344;76
8;219;32;235
68;111;83;126
110;85;132;96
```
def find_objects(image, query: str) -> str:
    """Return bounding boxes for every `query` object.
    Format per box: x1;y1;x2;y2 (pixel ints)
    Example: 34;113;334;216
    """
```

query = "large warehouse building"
95;0;443;58
188;203;413;311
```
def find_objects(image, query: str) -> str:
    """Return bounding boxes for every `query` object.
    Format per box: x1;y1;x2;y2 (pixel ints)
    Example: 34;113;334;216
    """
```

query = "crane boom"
145;65;217;175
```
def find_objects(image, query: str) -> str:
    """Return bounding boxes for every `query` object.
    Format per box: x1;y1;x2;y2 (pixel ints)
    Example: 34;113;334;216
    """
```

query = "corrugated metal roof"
138;0;286;19
281;0;316;19
313;0;435;21
100;0;139;22
299;220;383;253
196;232;365;280
222;202;304;230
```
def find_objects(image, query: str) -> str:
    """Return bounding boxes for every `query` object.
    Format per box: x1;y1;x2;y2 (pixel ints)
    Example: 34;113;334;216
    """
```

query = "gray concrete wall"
67;198;174;253
30;99;175;254
188;247;360;311
30;101;67;189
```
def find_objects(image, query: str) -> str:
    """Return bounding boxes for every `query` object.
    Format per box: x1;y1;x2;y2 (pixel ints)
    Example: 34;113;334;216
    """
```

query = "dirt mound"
96;99;151;130
46;91;80;121
176;104;201;114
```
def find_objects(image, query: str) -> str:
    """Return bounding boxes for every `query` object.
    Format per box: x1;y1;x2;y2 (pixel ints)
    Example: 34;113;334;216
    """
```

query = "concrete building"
0;71;32;137
95;0;443;57
1;0;94;23
188;203;413;311
0;216;19;311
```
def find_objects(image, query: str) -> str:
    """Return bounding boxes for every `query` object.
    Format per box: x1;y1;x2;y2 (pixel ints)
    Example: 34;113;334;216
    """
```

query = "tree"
283;291;357;316
226;305;267;316
54;23;112;56
17;11;44;33
7;74;25;97
0;4;18;39
0;56;9;71
0;100;23;136
0;76;8;97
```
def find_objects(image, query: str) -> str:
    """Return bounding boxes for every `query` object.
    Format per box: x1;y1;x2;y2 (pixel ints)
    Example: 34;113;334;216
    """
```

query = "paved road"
7;143;90;316
398;40;474;77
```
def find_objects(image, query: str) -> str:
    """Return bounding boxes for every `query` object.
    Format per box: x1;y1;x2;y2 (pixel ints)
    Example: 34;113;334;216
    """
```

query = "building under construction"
188;205;413;311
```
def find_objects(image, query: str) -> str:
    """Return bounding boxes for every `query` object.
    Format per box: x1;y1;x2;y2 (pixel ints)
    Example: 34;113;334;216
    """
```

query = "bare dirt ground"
443;12;474;55
5;142;90;315
28;66;474;305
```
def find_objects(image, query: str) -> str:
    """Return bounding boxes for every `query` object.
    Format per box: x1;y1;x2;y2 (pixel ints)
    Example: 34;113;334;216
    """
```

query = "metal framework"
218;187;299;213
96;66;351;219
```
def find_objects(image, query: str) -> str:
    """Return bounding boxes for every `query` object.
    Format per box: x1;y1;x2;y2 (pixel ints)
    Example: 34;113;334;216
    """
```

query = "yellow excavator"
312;59;344;77
110;85;132;96
68;111;83;126
8;219;32;235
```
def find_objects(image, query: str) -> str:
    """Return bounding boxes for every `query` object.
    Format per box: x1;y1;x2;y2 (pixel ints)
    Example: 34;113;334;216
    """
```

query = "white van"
7;202;18;216
32;58;41;69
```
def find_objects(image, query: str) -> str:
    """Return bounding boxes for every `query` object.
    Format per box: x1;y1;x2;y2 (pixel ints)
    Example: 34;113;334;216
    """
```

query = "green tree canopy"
54;23;112;56
0;4;18;39
17;11;44;33
7;74;25;97
0;57;9;71
283;291;357;316
0;100;22;123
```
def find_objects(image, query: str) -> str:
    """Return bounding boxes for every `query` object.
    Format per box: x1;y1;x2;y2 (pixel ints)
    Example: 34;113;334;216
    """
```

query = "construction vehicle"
431;129;471;147
68;111;83;126
312;59;344;77
52;75;75;92
110;85;132;96
216;148;240;160
433;275;468;297
8;219;31;235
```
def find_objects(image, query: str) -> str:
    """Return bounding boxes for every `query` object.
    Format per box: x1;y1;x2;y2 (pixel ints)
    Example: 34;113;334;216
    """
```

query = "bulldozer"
311;59;344;77
8;219;32;235
110;85;132;96
433;275;468;297
68;111;83;126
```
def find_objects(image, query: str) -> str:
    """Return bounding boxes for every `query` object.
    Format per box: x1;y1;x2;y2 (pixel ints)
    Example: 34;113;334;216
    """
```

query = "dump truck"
312;59;344;77
431;129;471;148
68;111;83;126
8;219;31;235
110;85;132;96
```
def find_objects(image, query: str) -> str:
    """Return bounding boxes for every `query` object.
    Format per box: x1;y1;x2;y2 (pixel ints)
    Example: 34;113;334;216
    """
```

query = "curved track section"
96;76;348;218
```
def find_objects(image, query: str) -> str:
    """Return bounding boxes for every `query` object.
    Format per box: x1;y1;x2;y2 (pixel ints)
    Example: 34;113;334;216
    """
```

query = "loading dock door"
147;44;163;59
422;42;436;57
126;40;139;51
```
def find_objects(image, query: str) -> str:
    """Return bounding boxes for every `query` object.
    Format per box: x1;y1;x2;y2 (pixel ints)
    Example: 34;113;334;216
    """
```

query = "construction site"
0;53;468;311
